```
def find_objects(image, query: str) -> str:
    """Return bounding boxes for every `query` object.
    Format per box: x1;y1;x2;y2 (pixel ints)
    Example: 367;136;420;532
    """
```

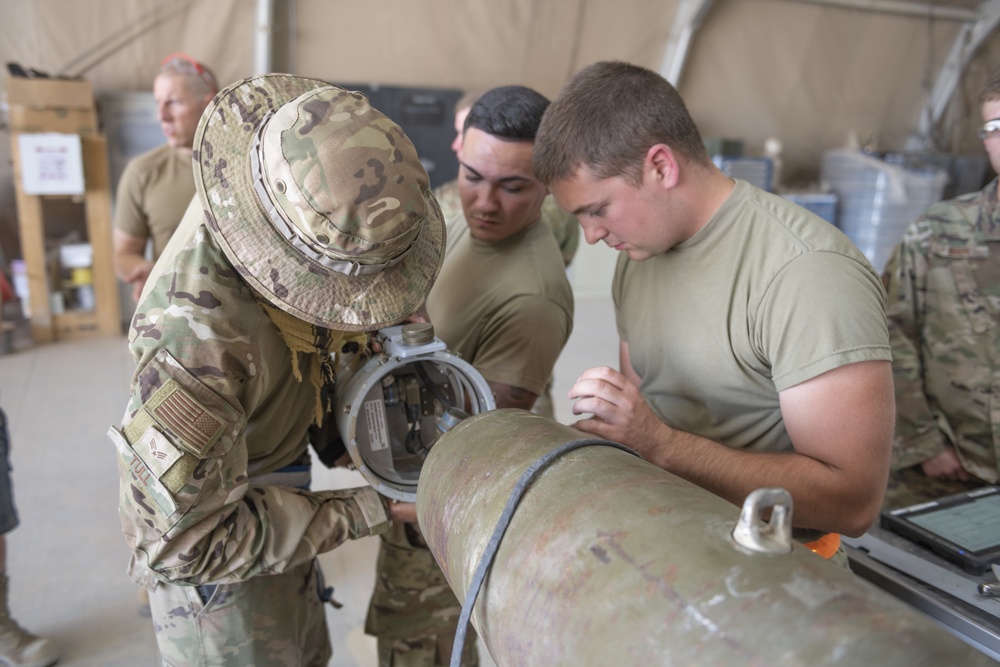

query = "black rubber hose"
449;438;639;667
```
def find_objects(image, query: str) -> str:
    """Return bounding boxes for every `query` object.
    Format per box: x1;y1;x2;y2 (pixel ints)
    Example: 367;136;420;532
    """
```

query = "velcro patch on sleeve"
108;425;179;517
146;379;226;459
930;241;989;259
354;486;391;536
134;424;184;478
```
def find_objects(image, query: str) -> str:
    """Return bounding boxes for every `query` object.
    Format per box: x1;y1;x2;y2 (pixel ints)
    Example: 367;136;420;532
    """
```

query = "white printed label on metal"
364;399;390;451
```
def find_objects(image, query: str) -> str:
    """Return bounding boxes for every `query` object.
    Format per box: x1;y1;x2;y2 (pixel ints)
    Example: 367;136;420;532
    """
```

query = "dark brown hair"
980;68;1000;104
533;60;711;186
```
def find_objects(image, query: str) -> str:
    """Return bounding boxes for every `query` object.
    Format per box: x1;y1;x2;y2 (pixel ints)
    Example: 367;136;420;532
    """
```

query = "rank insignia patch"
108;426;178;516
135;424;183;477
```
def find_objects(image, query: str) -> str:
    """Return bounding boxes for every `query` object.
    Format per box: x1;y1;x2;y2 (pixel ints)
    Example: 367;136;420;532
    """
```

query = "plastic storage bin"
782;193;838;226
713;156;774;192
820;150;948;273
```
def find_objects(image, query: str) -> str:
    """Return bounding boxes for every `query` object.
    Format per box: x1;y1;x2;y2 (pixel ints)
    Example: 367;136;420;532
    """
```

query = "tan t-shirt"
426;214;574;396
113;144;195;260
614;179;891;453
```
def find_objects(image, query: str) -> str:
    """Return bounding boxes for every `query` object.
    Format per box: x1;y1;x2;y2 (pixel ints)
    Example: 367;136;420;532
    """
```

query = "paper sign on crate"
17;133;85;195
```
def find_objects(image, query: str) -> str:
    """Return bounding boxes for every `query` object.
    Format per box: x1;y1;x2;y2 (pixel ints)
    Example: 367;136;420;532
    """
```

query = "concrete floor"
0;295;618;667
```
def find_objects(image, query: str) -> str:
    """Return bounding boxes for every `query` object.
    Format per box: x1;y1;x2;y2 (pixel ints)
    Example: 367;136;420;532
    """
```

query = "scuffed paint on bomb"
416;409;995;667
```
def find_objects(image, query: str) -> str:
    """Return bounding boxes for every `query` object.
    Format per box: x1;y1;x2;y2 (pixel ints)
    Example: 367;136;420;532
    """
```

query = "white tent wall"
0;0;253;269
683;1;1000;183
0;0;252;96
0;0;998;293
257;1;681;117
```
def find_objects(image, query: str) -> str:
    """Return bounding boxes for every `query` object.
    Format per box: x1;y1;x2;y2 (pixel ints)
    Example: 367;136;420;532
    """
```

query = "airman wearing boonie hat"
109;73;444;666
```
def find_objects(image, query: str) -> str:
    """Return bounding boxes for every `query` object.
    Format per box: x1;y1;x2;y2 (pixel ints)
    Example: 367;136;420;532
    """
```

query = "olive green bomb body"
416;409;993;666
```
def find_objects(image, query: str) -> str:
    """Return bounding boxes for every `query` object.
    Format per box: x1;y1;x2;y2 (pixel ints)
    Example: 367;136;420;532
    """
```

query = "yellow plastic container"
70;267;93;285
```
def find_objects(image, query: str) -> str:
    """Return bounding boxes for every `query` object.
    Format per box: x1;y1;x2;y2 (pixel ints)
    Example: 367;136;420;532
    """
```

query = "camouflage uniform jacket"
883;177;1000;482
110;206;390;587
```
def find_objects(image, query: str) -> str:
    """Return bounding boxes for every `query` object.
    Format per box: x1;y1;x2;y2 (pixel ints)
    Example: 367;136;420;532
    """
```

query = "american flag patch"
150;384;226;458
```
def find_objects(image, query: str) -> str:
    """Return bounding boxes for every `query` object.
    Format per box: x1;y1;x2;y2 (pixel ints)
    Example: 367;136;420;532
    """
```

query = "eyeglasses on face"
979;119;1000;141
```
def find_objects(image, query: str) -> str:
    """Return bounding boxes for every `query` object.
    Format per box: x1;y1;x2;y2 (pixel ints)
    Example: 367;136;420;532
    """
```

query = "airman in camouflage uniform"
366;522;479;666
110;74;445;666
882;71;1000;509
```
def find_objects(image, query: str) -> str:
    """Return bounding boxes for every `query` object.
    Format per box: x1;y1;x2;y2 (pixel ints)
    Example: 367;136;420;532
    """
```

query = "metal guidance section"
335;324;494;501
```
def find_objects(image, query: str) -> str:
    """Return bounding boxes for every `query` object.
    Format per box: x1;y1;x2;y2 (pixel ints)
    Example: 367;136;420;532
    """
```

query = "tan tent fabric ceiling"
1;0;998;260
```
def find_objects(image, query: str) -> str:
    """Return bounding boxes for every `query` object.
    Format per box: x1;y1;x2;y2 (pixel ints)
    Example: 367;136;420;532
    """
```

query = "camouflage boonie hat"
192;74;445;331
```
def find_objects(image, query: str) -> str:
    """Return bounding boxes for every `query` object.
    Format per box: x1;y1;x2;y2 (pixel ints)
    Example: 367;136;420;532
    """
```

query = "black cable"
449;438;639;667
404;403;423;454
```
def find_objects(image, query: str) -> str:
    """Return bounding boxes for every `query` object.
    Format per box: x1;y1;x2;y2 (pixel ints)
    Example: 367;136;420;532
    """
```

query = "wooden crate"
7;75;119;343
8;106;98;135
10;135;120;343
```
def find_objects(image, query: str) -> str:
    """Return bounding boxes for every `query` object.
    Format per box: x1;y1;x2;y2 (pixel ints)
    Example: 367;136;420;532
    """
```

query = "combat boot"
0;575;58;667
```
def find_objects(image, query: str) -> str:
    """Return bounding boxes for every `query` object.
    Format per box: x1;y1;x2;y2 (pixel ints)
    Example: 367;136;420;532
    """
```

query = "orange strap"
804;532;842;559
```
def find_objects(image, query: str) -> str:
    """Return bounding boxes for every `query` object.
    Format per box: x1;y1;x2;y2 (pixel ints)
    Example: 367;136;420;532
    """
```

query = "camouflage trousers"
366;522;479;667
148;559;332;667
882;466;987;511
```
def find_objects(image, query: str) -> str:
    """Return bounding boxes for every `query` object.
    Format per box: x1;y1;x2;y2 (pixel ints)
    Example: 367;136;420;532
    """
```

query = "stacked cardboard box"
7;77;98;134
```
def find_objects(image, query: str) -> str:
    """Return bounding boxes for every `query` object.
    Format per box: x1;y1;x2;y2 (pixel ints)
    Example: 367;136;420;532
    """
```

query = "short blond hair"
159;53;218;97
